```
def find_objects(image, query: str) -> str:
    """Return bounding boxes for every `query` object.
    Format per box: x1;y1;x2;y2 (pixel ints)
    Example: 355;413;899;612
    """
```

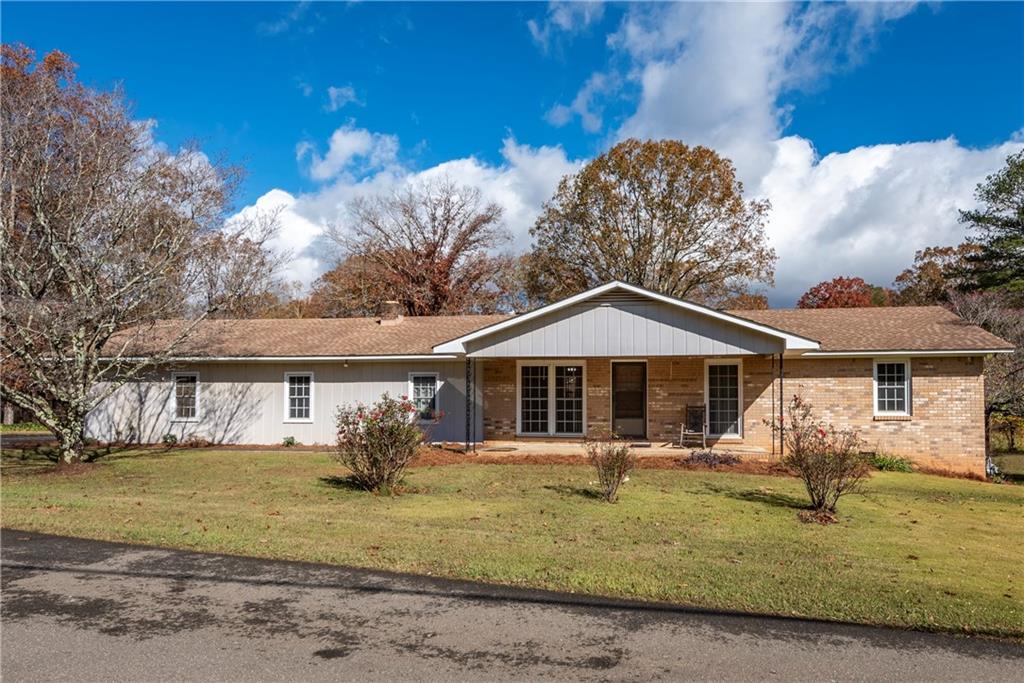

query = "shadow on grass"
319;475;368;492
0;442;145;473
700;481;808;510
543;484;603;500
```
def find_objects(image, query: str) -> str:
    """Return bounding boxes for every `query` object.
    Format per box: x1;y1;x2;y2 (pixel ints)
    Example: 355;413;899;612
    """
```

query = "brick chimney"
379;300;404;325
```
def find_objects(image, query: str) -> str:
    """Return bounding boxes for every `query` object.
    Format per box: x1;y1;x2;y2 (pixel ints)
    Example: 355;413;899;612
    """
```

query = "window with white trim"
517;362;585;436
409;374;438;420
874;360;910;415
706;362;741;436
172;373;199;421
285;373;313;422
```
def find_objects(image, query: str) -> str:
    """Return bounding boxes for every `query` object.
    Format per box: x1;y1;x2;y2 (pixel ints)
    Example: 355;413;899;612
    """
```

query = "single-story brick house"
89;281;1014;475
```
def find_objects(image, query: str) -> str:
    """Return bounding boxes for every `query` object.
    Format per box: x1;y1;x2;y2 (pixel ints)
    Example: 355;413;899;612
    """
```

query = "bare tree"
0;45;280;463
328;179;516;315
947;291;1024;419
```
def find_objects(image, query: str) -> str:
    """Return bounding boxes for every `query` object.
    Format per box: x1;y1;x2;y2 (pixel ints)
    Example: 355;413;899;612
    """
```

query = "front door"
612;362;646;438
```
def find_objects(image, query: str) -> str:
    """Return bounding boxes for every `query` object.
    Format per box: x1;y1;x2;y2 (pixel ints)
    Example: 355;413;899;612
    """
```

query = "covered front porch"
477;355;783;454
434;282;819;457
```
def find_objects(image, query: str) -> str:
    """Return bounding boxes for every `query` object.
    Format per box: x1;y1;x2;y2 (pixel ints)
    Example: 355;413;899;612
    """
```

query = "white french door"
517;361;585;436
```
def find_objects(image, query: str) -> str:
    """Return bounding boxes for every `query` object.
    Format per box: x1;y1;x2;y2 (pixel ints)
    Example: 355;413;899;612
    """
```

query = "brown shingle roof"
110;305;1012;358
111;315;510;358
727;306;1014;353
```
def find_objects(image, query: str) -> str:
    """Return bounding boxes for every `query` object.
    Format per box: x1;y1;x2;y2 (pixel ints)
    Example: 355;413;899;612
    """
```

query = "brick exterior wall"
481;355;986;475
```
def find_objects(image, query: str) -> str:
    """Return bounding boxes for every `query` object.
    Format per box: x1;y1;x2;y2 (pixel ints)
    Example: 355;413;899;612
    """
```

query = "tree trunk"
2;401;14;425
55;418;86;465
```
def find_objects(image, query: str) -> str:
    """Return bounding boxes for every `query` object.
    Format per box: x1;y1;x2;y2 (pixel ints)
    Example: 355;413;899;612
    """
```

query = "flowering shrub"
767;395;869;515
333;393;425;494
585;433;636;503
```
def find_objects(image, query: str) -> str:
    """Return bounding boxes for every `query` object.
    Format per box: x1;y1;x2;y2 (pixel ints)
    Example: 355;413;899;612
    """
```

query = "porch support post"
464;358;472;453
770;354;776;457
778;352;785;457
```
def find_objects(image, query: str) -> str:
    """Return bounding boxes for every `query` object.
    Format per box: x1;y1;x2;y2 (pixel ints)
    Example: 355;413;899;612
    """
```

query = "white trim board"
114;354;462;363
801;349;1012;358
433;281;821;354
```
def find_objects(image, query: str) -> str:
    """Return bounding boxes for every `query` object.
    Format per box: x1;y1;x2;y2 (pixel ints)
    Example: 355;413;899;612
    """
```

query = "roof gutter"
107;354;463;363
799;349;1014;358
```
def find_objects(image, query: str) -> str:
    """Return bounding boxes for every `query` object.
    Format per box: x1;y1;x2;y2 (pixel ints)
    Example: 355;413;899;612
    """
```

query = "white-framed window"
284;372;314;423
704;359;742;438
516;360;586;436
873;359;911;416
171;372;200;422
408;373;440;421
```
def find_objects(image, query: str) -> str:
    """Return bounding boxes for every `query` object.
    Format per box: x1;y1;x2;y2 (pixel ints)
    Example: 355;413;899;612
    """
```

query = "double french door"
518;363;584;436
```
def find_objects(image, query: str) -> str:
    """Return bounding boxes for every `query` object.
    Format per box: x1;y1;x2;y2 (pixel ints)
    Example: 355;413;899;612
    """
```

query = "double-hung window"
874;360;910;416
409;373;439;421
172;373;199;422
285;373;313;422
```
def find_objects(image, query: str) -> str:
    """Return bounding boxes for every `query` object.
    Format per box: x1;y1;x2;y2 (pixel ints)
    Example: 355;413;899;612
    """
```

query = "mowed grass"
2;449;1022;639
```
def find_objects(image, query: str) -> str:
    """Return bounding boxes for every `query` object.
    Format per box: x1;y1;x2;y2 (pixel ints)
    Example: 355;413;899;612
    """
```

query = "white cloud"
325;84;360;112
528;1;605;53
761;136;1022;304
229;189;325;289
245;2;1021;305
258;1;313;36
296;124;399;182
545;71;615;133
246;133;583;290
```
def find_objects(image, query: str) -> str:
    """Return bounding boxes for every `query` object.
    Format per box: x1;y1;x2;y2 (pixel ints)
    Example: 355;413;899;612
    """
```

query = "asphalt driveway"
2;530;1021;681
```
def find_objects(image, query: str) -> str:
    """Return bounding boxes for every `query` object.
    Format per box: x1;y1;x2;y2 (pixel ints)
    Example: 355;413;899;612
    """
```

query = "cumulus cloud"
229;189;325;289
762;136;1022;304
548;1;1021;304
296;124;399;181
325;84;360;112
246;133;582;289
244;2;1021;304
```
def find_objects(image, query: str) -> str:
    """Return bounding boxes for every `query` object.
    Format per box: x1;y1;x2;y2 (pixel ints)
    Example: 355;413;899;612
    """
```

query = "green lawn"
0;422;49;434
2;449;1022;639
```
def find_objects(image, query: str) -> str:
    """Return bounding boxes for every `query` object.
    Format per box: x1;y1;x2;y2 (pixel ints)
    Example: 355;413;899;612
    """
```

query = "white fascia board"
112;354;462;363
433;280;821;353
800;349;1015;358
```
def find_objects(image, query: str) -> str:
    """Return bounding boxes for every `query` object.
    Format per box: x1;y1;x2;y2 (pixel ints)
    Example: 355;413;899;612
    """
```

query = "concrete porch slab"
471;440;769;458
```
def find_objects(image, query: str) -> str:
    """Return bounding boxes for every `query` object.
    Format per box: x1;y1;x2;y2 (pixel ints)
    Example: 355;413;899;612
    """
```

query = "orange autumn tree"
525;139;775;306
796;277;891;308
328;180;518;316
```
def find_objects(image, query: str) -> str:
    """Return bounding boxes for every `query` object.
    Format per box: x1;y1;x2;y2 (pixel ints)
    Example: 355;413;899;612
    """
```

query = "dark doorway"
612;362;646;438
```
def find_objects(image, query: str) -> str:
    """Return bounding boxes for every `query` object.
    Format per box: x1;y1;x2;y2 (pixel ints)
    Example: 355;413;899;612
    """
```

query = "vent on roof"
588;291;651;306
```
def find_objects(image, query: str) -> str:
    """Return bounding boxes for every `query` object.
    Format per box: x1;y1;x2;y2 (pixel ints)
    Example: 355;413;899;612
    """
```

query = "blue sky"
5;2;1023;304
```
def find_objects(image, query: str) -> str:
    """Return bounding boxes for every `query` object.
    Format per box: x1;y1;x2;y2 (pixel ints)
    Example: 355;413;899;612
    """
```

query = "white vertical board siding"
466;293;783;357
87;360;481;445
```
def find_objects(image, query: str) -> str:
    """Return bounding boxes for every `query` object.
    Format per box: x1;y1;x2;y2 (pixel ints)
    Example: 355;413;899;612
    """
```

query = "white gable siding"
465;292;783;358
86;360;481;445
